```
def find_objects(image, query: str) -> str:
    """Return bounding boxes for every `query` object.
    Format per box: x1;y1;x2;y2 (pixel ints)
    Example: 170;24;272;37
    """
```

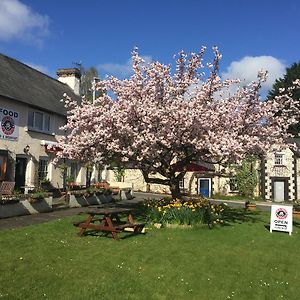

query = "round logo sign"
275;208;288;219
1;116;15;135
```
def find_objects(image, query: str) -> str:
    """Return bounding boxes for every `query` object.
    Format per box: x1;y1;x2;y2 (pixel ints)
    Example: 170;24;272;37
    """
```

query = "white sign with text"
270;204;293;235
0;107;19;141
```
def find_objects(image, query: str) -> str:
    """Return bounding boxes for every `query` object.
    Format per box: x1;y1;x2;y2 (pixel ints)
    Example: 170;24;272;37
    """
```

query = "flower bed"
145;197;226;228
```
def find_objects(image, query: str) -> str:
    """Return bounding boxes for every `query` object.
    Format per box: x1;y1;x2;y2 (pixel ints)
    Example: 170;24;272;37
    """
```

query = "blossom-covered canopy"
58;47;300;197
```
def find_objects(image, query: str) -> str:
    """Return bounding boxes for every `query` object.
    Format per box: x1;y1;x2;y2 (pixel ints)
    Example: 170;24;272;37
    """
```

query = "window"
274;153;284;166
38;159;48;182
179;179;184;190
0;153;7;181
97;166;103;182
68;162;79;182
28;109;51;133
229;178;238;192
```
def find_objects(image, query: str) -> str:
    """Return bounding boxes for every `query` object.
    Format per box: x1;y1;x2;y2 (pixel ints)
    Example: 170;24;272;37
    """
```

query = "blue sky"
0;0;299;94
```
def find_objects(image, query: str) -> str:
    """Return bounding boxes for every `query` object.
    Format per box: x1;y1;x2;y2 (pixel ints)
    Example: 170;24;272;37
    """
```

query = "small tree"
58;47;300;199
235;156;258;198
113;166;125;182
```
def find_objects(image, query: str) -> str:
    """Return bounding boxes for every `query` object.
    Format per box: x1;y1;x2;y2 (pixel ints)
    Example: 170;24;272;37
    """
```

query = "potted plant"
0;190;22;205
245;200;256;211
293;201;300;219
28;189;51;204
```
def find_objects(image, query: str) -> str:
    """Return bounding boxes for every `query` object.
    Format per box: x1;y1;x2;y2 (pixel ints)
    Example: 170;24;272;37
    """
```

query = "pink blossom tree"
58;47;300;199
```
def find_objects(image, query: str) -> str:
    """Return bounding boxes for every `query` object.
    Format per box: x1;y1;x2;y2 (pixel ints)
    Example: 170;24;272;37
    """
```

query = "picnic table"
74;207;145;240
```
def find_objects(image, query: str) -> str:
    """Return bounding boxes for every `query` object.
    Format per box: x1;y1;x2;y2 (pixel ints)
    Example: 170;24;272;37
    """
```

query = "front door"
273;180;285;202
198;178;211;197
15;157;27;191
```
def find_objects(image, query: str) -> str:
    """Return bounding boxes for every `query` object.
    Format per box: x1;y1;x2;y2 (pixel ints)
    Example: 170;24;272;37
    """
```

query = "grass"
211;193;264;202
1;209;300;299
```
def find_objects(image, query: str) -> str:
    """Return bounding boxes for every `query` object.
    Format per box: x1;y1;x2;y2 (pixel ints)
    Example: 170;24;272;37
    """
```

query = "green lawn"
0;210;300;299
211;193;264;202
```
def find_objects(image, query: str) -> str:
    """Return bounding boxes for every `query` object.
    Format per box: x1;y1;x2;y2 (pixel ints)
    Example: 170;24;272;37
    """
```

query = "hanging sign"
0;108;19;141
270;204;293;235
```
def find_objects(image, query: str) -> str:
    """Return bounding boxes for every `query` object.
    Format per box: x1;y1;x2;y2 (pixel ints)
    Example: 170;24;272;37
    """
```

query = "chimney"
57;68;81;95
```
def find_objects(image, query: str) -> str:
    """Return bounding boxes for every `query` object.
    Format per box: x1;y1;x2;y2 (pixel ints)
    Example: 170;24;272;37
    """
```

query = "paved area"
0;194;147;231
0;192;275;231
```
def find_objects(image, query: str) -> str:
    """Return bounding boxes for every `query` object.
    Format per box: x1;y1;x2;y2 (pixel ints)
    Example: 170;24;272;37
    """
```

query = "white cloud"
98;55;152;78
0;0;49;45
222;56;286;92
24;62;50;75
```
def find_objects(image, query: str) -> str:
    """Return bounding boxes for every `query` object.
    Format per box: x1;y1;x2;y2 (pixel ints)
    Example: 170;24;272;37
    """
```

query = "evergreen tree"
268;62;300;134
80;66;100;102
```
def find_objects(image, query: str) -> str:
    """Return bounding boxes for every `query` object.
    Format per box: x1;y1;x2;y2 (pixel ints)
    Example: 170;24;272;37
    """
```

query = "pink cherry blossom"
57;47;300;198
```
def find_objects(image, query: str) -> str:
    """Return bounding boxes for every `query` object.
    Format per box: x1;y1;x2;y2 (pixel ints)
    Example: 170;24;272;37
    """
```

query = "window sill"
25;127;55;136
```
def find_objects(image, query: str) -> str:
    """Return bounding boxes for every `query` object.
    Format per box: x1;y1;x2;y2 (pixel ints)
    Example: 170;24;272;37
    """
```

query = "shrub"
234;155;258;197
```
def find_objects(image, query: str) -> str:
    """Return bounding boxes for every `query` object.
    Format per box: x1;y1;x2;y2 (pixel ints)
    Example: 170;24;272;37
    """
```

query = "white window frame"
179;179;184;190
38;158;49;182
274;152;285;166
28;109;52;134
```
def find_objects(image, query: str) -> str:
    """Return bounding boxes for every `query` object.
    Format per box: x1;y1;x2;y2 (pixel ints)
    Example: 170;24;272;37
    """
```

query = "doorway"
15;157;27;191
273;179;287;202
198;178;211;197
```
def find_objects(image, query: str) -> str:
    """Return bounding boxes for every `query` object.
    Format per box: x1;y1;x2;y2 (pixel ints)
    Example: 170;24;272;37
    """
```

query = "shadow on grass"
222;208;263;226
293;219;300;228
79;229;146;240
119;203;265;229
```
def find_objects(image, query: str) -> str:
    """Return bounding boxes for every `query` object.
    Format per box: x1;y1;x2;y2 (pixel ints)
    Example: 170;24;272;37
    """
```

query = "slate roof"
0;53;80;116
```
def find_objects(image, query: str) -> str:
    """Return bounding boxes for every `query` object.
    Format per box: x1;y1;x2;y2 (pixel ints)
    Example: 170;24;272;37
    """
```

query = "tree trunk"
169;173;185;199
141;169;185;199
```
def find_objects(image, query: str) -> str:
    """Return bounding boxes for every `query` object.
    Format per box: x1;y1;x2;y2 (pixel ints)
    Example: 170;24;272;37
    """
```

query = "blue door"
199;178;210;197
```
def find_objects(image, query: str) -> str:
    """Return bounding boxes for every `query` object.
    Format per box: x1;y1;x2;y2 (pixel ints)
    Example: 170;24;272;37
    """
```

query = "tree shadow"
79;229;145;240
222;208;263;226
293;220;300;228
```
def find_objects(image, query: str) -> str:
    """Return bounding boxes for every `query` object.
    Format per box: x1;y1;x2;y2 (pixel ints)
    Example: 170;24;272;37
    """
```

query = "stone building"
261;146;300;202
107;147;300;202
0;53;87;191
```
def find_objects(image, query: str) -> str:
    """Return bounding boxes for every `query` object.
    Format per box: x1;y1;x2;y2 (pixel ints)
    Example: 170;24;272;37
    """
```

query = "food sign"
270;204;293;235
0;108;19;141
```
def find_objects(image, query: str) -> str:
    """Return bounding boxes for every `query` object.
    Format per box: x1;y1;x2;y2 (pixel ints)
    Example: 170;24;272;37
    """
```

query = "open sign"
270;204;292;235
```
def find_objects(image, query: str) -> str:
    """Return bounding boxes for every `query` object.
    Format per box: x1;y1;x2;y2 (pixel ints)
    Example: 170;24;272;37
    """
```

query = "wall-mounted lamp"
23;145;30;154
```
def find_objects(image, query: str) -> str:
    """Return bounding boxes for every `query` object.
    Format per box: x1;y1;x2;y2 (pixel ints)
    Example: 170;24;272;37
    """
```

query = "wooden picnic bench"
73;207;145;240
92;182;120;195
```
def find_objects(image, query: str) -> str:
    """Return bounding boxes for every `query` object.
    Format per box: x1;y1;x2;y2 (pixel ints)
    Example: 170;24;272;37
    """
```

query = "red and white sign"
270;204;293;235
0;108;19;141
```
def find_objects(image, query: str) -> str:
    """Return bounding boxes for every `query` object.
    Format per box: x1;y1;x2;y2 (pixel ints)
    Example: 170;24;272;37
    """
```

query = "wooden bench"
73;208;146;239
116;222;146;233
0;181;15;198
92;182;120;195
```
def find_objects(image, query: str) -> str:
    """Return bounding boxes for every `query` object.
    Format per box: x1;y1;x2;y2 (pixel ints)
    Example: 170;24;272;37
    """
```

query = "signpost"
0;107;19;141
270;204;293;235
